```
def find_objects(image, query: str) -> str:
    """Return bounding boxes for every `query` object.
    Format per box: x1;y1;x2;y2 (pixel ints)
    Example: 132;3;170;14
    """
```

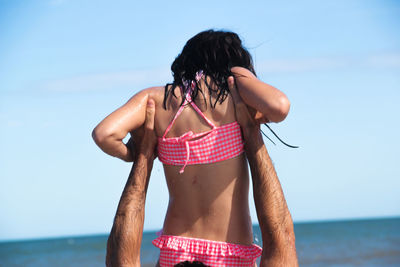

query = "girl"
93;30;290;267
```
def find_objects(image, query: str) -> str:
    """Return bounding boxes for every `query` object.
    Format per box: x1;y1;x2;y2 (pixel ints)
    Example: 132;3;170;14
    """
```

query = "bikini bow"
176;131;196;174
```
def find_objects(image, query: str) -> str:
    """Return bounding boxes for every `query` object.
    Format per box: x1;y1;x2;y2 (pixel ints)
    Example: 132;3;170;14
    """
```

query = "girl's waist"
162;204;254;245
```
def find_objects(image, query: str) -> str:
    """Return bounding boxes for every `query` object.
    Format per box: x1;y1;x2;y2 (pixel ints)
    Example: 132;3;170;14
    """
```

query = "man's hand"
106;98;157;267
228;76;258;131
228;76;263;154
228;77;298;267
127;98;158;161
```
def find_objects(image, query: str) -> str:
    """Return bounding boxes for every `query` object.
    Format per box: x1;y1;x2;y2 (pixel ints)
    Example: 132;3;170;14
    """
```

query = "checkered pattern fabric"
153;235;262;267
158;93;244;173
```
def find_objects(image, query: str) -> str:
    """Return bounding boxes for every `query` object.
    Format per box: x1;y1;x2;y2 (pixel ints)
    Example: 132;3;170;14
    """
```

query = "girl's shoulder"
140;86;164;97
135;86;165;106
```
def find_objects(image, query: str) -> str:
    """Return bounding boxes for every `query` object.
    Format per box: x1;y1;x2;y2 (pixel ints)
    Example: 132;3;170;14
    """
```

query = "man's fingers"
228;76;243;105
144;98;155;130
228;76;254;124
228;76;248;114
227;76;261;137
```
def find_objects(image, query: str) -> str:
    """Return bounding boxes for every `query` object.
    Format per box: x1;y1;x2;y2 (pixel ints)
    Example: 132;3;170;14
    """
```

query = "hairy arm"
231;66;290;123
246;134;298;267
106;99;157;267
106;154;152;267
228;77;298;266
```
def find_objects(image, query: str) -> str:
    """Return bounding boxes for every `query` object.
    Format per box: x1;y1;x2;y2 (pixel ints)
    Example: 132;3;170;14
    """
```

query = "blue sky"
1;0;399;241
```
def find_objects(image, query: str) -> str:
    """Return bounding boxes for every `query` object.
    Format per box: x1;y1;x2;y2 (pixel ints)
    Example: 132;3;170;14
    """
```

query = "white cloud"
49;0;67;6
40;52;400;93
256;57;348;73
256;52;400;73
365;53;400;68
42;68;171;92
6;120;23;128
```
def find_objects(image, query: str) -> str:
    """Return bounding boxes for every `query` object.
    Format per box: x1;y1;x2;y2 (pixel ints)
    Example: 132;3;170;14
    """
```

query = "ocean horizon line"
1;215;399;243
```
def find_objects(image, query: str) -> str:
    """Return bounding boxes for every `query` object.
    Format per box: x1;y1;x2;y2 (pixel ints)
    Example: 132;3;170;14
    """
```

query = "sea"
1;217;399;267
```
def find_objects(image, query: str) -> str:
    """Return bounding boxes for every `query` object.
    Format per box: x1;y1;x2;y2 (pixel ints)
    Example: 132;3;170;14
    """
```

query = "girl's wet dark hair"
164;29;299;148
164;29;256;109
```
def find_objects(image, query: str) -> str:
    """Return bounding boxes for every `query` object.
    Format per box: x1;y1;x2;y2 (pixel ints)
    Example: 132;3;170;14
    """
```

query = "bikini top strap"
162;93;216;139
162;98;188;139
162;70;216;138
187;99;216;129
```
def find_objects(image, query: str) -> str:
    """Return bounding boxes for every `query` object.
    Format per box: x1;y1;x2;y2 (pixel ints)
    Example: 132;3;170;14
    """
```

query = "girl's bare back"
150;84;253;245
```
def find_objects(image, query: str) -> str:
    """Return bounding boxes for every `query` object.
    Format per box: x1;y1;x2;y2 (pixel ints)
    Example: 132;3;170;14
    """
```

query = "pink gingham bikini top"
157;72;244;174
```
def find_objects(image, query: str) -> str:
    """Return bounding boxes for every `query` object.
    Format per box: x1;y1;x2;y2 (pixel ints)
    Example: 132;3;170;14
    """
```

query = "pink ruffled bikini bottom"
153;235;262;267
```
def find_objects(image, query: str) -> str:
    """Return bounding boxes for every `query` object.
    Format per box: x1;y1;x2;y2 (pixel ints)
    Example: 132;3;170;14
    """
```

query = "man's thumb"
144;98;155;130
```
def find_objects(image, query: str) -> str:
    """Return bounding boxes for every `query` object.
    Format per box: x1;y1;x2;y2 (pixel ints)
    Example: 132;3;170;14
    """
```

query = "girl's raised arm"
231;67;290;123
92;88;153;162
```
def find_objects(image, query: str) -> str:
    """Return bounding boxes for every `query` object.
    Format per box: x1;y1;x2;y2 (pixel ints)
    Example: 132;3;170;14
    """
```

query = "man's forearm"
227;75;297;266
106;153;153;267
245;131;298;267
